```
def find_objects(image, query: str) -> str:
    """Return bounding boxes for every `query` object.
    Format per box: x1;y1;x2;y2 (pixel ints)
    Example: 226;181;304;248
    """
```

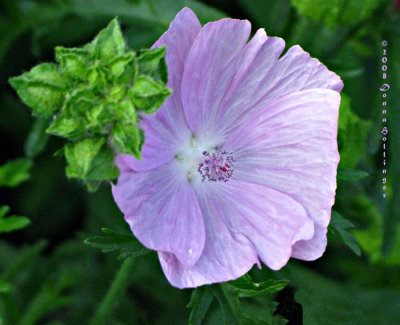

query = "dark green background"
0;0;399;324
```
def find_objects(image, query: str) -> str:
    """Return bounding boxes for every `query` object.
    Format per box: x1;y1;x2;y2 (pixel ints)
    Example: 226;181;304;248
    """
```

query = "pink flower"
112;8;343;288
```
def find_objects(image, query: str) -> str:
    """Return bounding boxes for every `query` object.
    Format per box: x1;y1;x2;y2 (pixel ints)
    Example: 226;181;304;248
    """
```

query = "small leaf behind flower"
84;228;150;260
329;211;361;256
227;274;289;298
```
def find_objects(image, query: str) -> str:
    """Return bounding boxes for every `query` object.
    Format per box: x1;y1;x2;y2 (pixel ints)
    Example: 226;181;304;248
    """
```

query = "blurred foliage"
0;0;399;324
0;158;32;187
290;0;384;28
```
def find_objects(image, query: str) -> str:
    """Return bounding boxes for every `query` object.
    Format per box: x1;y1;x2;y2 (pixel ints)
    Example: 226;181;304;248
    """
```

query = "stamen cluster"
198;146;234;182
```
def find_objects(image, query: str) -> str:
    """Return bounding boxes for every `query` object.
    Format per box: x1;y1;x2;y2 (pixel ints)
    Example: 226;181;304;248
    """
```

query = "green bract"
9;18;171;190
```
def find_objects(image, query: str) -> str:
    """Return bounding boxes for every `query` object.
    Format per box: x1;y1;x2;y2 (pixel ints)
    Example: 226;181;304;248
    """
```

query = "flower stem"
89;257;135;325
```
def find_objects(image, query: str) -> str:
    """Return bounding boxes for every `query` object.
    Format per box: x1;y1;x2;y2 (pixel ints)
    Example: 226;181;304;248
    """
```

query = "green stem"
89;257;135;325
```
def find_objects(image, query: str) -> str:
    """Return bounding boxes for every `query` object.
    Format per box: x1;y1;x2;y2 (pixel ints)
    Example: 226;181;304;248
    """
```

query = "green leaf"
112;124;142;158
210;275;289;325
137;46;168;84
55;46;90;79
211;285;239;325
108;100;137;125
290;0;383;28
84;228;150;260
187;286;214;325
86;62;108;88
64;137;119;186
85;145;120;182
129;75;171;114
47;110;85;139
0;216;31;233
110;52;136;81
64;138;105;179
90;18;126;60
66;87;98;115
0;158;33;188
0;205;31;233
228;274;290;298
9;63;68;115
338;94;372;169
329;211;361;256
337;168;369;181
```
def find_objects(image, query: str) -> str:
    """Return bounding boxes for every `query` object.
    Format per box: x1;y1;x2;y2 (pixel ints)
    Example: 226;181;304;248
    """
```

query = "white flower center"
175;136;234;183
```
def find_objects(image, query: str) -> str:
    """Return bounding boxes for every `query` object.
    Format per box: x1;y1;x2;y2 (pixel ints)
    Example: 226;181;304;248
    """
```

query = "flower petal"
181;17;251;140
218;40;343;133
159;183;258;288
131;8;201;171
291;224;328;260
225;89;340;228
158;179;313;288
112;159;205;267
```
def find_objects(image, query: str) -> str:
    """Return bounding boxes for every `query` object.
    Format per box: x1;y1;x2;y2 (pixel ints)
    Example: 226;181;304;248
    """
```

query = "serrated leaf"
91;18;126;60
0;158;33;188
55;46;90;79
129;75;171;113
228;274;289;298
64;138;105;179
84;228;150;260
138;46;168;84
329;211;361;256
187;286;214;325
112;124;142;158
9;63;68;115
337;168;369;181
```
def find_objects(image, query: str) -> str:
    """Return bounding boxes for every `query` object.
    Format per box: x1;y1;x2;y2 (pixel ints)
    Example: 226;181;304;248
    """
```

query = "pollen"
198;146;234;182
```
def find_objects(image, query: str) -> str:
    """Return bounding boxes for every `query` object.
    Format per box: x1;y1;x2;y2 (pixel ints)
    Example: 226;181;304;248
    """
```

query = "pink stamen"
198;146;234;182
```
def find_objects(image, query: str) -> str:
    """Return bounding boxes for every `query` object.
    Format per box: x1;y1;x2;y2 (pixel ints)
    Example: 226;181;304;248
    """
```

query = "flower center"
198;146;235;182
